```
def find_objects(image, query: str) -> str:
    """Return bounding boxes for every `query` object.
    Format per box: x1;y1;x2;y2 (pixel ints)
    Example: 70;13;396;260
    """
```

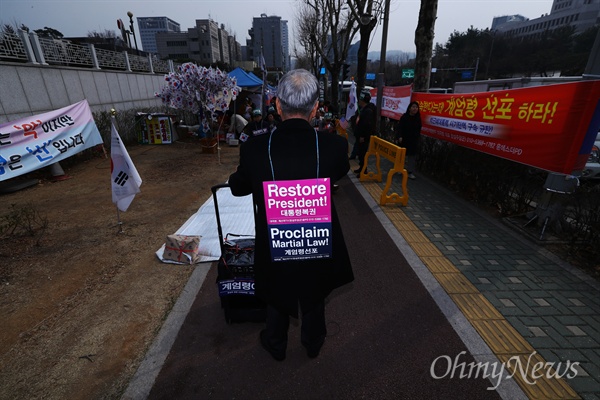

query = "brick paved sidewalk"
354;160;600;399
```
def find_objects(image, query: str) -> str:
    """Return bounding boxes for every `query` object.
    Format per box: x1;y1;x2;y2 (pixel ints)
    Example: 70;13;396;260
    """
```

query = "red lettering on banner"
412;80;600;174
13;120;43;139
445;96;479;119
482;94;514;120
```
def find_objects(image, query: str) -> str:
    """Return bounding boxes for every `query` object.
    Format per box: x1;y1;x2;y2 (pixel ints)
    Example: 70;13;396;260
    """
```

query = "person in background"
348;114;358;160
240;109;270;142
318;112;336;135
266;106;281;133
227;113;248;138
353;90;376;175
318;111;343;192
394;101;422;180
311;107;324;128
228;69;354;362
243;98;254;120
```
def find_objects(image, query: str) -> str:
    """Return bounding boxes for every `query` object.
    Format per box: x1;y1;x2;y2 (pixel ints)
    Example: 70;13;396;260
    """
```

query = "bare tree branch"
346;0;383;91
295;0;359;106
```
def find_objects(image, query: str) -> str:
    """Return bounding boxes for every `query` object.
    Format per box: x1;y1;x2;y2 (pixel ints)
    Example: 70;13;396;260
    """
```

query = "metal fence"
0;30;29;62
38;36;94;68
0;29;176;74
95;46;127;70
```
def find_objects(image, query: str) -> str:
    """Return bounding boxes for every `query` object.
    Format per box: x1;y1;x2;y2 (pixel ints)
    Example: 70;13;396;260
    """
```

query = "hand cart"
211;184;266;324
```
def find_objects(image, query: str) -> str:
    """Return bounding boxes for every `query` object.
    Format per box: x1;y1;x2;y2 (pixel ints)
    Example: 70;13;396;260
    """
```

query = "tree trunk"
356;17;377;92
414;0;438;92
330;65;341;107
356;24;371;91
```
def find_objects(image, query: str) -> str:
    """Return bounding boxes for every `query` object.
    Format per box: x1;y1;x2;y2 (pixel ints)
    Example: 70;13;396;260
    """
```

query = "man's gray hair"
276;69;319;118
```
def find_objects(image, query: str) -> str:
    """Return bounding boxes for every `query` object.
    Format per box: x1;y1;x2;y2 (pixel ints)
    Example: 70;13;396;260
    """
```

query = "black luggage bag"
211;184;266;324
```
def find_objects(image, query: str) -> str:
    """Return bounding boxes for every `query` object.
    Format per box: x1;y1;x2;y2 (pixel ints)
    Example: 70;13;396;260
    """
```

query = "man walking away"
228;69;354;361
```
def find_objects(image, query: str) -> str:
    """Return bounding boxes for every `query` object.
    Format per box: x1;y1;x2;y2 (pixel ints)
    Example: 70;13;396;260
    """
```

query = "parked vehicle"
427;87;453;94
453;76;582;94
582;132;600;180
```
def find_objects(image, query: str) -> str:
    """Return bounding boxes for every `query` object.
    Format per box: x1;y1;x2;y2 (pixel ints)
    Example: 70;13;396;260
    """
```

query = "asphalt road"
143;176;501;400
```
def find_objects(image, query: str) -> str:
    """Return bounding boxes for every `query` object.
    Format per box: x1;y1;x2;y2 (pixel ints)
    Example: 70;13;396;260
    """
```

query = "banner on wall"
411;80;600;175
0;100;104;182
137;114;175;144
148;115;173;144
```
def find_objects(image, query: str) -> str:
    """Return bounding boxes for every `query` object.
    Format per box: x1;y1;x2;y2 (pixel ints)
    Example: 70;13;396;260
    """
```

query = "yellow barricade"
335;119;348;141
357;136;409;206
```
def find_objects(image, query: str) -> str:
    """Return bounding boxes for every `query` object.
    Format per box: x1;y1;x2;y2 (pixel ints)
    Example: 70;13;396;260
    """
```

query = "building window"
166;40;187;47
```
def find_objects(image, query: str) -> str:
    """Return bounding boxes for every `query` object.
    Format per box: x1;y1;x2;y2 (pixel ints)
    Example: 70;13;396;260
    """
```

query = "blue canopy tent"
227;67;265;117
248;71;276;91
228;67;263;91
246;71;278;111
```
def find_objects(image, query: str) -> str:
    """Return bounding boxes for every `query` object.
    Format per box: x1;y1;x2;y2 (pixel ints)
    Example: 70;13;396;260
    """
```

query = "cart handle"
211;183;231;255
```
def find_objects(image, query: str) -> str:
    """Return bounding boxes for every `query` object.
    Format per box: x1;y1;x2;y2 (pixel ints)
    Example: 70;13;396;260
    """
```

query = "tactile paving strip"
433;273;480;294
421;257;460;273
361;181;581;399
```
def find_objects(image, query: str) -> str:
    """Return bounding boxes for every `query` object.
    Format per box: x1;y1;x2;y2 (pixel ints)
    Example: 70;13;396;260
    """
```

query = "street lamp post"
127;11;139;53
375;0;391;135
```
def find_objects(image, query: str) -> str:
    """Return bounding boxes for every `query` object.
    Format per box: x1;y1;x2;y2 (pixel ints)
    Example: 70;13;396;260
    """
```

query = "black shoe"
303;339;324;359
306;347;321;359
260;330;285;361
332;184;339;192
353;167;362;173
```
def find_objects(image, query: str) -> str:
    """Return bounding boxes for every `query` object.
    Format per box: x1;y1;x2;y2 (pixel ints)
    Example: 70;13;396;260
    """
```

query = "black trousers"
356;139;369;170
263;301;326;354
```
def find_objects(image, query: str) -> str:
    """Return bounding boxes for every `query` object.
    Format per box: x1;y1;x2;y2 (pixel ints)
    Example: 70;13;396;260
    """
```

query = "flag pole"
110;110;125;234
260;47;266;113
116;207;124;234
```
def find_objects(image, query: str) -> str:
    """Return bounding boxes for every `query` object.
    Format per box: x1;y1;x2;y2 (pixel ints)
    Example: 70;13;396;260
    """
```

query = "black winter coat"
242;119;270;140
355;103;376;140
395;112;422;156
228;118;354;317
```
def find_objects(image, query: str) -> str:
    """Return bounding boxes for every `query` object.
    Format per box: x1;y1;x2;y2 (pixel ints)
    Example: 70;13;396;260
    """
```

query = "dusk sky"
1;0;554;53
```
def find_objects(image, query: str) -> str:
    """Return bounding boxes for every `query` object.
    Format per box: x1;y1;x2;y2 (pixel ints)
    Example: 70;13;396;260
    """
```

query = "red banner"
412;81;600;174
372;85;412;120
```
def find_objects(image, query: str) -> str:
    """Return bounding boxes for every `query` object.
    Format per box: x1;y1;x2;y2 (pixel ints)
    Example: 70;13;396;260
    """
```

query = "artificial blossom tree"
155;62;240;138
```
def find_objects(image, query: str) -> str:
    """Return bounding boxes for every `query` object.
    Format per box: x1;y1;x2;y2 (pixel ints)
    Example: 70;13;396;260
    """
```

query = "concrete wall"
0;62;168;124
